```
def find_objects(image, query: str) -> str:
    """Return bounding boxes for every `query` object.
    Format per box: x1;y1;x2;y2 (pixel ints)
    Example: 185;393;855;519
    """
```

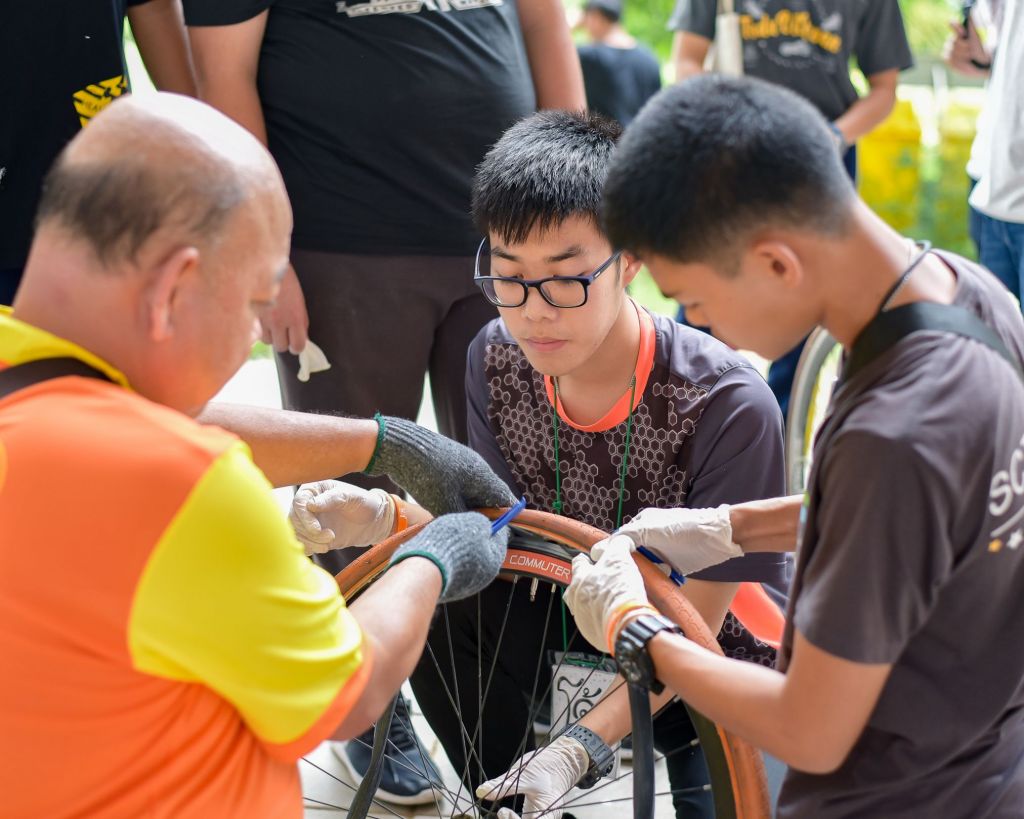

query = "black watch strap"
559;723;615;789
614;613;684;694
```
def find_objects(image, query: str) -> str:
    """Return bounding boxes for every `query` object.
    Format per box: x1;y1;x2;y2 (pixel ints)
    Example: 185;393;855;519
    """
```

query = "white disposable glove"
564;535;654;653
475;734;591;819
615;505;743;576
289;480;395;555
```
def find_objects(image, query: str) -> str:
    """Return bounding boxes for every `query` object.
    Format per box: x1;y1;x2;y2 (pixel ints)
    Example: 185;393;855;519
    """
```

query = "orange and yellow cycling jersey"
0;308;370;818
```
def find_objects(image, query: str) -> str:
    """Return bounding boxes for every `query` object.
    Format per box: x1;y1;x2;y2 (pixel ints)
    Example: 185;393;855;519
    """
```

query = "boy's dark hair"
602;75;856;271
472;110;622;245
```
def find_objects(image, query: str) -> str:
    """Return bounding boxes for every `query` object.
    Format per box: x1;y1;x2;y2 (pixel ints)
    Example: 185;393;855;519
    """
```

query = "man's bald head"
35;93;288;268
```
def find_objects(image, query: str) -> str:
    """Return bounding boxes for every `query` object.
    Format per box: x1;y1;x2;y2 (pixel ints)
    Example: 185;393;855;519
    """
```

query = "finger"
475;775;520;802
269;322;289;353
591;533;634;563
495;809;523;819
290;504;334;544
287;324;308;356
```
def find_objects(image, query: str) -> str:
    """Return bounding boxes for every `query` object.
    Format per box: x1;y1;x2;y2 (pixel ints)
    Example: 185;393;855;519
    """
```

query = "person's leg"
968;177;984;257
652;700;714;819
979;212;1022;298
1009;220;1024;308
428;267;497;444
842;143;857;182
766;337;807;421
0;267;23;307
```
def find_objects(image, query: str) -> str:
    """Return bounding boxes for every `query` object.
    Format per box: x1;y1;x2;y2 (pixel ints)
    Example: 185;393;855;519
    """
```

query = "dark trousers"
280;249;497;576
409;580;714;818
1;267;22;307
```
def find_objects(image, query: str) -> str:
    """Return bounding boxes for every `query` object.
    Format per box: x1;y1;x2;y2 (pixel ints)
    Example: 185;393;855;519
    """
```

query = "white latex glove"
475;734;590;819
289;480;395;555
564;535;653;653
615;505;743;576
296;338;331;382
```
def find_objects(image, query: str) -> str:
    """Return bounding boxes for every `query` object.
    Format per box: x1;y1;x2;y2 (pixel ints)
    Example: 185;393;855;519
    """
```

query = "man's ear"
749;239;804;290
620;251;644;288
144;245;201;342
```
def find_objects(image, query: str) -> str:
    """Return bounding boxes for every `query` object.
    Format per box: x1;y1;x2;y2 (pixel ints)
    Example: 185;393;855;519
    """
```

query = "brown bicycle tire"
334;507;771;819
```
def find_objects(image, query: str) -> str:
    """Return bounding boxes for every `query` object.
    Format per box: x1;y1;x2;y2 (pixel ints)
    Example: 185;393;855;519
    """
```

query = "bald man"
0;93;513;818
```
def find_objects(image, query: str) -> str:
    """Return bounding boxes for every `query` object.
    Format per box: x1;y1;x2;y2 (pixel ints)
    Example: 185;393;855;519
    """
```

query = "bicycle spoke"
462;576;522;803
299;756;413;819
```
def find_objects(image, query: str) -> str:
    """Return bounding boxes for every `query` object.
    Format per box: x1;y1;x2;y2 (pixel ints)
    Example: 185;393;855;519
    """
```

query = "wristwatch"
557;724;615;789
614;612;684;695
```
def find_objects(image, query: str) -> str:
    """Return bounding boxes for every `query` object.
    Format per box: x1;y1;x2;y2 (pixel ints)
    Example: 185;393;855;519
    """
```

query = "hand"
260;263;309;354
475;734;590;819
615;505;743;576
565;535;653;653
390;512;510;602
289;480;395;555
367;416;516;515
943;21;991;77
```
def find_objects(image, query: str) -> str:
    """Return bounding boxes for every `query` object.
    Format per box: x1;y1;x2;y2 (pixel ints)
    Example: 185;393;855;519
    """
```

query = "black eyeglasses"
474;239;623;309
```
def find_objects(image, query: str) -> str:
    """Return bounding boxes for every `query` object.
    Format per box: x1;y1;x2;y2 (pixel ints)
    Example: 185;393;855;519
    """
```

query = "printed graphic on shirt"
335;0;501;17
987;431;1024;552
739;0;843;67
72;75;127;128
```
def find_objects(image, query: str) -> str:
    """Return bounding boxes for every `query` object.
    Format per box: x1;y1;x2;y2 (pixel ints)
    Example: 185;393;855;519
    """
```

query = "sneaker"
619;734;633;762
334;694;444;805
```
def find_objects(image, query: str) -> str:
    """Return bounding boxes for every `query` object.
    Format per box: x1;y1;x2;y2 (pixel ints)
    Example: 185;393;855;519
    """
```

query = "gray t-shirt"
669;0;913;121
778;255;1024;817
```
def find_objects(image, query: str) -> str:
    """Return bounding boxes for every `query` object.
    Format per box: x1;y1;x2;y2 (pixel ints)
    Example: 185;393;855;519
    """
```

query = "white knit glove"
475;734;591;819
564;535;653;653
289;480;395;555
615;505;743;576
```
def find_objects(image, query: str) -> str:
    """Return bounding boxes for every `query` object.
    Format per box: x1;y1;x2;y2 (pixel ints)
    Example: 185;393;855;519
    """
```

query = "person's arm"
832;68;899;147
198;403;379;487
729;494;803;553
516;0;586;110
648;628;891;772
671;31;711;82
943;19;993;78
333;557;443;737
187;13;308;352
128;0;197;95
187;13;268;140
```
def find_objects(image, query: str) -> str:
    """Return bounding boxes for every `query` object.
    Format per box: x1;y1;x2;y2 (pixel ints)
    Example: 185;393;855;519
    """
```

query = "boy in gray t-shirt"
563;76;1024;818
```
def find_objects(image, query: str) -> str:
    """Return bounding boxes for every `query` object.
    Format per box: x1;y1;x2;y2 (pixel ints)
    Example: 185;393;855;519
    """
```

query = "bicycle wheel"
785;327;841;495
305;508;770;819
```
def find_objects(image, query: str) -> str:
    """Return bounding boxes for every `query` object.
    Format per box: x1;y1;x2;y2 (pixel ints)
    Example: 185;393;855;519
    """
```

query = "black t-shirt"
577;43;661;126
778;256;1024;817
184;0;537;256
669;0;913;122
0;0;144;270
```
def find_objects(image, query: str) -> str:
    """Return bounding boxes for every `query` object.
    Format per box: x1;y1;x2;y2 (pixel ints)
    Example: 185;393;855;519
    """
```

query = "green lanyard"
551;374;638;529
552;374;638;650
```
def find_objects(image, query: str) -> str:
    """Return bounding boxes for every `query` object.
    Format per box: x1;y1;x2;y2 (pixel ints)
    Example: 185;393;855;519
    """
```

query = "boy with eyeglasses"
405;110;788;818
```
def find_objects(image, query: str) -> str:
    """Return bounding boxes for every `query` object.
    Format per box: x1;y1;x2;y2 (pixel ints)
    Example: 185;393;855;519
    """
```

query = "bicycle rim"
304;509;770;819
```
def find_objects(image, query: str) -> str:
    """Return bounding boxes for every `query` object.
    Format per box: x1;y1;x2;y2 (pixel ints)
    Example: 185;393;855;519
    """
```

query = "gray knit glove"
389;513;510;602
366;415;516;515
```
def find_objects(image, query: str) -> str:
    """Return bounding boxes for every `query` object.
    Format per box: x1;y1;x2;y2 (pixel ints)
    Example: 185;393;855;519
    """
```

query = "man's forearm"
647;633;822;769
333;557;443;738
518;0;585;110
199;403;378;487
729;494;802;553
834;72;898;145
